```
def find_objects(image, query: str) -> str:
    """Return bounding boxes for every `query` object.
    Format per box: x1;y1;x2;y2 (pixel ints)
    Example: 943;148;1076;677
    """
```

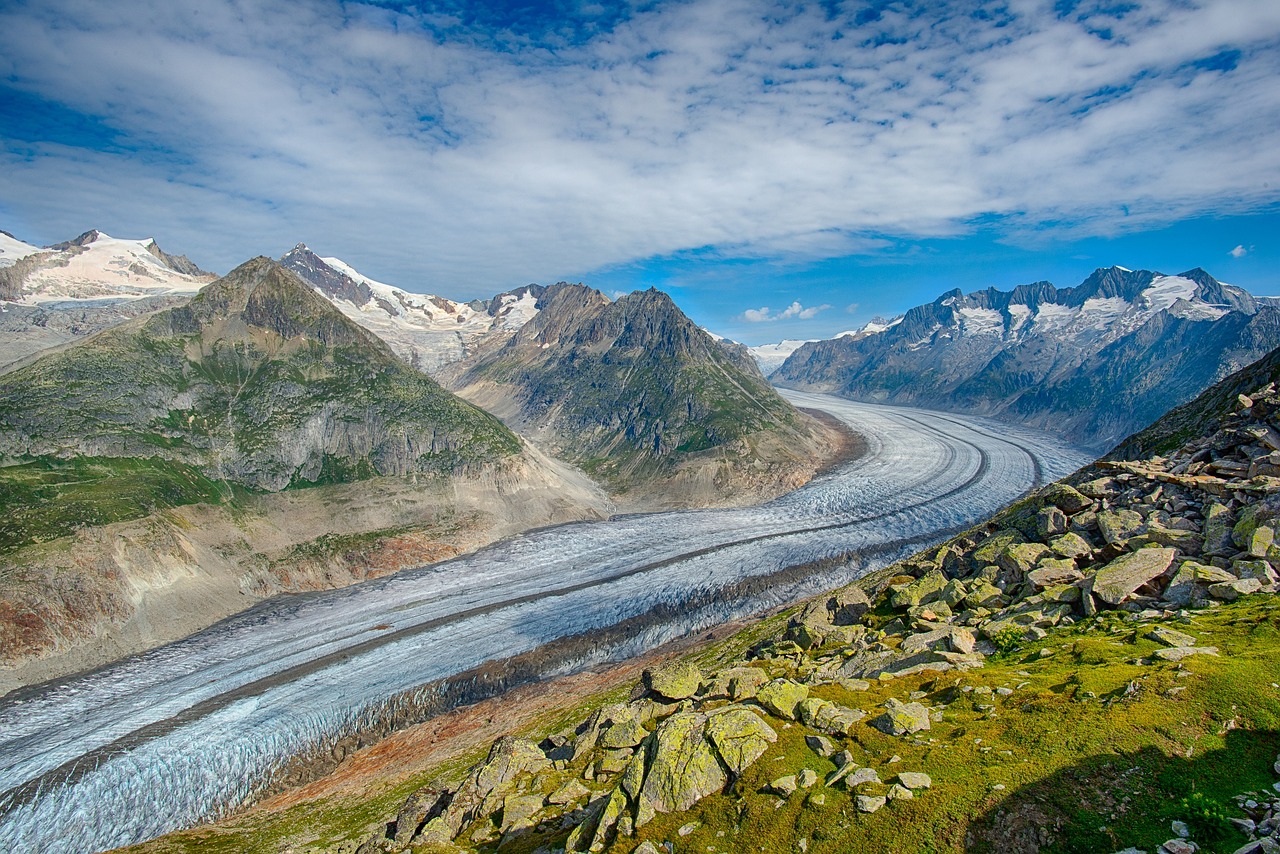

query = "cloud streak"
0;0;1277;296
741;301;830;322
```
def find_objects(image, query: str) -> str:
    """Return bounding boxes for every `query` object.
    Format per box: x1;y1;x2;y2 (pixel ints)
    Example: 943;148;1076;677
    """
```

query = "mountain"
0;228;217;372
0;258;612;691
279;244;541;372
0;256;521;491
773;266;1280;451
447;283;841;507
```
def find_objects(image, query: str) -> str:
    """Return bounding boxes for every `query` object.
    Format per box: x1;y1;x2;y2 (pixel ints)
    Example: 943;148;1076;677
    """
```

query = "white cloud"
740;300;829;322
1230;244;1249;258
0;0;1277;293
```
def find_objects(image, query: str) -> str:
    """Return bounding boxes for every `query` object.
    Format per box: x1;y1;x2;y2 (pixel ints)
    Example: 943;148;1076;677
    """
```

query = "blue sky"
1;0;1277;345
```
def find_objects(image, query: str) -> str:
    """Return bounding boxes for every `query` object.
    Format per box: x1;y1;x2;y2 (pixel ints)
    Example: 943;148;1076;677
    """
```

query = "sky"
1;0;1278;345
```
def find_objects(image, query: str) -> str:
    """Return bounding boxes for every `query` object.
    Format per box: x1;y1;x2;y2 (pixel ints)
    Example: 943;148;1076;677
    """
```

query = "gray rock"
1209;578;1263;601
844;766;881;787
1145;626;1197;648
890;570;948;609
870;699;931;736
1097;509;1146;546
756;679;810;720
638;712;726;814
798;768;818;788
831;585;872;625
896;771;932;789
768;775;798;796
805;734;835;757
1043;483;1094;514
645;661;703;701
1037;506;1068;538
1050;532;1095;559
856;794;887;813
1152;646;1220;662
704;707;777;775
1091;548;1177;605
1203;503;1236;555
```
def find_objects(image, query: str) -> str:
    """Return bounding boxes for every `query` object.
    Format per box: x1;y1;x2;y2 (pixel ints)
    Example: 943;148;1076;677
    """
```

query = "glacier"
0;393;1092;852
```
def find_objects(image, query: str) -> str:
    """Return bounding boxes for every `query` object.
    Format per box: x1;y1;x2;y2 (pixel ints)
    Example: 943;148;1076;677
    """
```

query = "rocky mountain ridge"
774;266;1280;451
447;282;841;506
280;244;543;373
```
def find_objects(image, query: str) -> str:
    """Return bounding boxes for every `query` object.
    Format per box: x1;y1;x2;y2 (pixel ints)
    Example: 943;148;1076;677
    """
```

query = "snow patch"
1140;276;1198;313
957;306;1003;337
0;232;42;267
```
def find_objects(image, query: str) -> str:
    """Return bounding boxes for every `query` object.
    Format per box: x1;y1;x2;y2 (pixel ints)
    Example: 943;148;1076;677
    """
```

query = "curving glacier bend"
0;393;1093;853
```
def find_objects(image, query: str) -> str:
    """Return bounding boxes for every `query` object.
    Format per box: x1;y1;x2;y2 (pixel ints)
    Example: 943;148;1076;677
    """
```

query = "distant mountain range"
773;266;1280;451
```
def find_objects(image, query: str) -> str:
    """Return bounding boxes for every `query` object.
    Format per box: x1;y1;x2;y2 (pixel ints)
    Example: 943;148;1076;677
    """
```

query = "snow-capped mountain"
279;244;542;372
0;229;215;373
773;266;1280;451
747;340;815;376
0;229;213;304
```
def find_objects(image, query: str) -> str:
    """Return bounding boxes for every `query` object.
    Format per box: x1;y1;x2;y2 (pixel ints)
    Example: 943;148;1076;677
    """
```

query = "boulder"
1203;502;1236;555
890;570;948;609
756;679;809;720
547;779;591;806
1152;646;1220;662
724;666;768;700
1164;561;1232;607
831;586;872;625
896;771;932;789
1090;548;1176;605
997;543;1052;575
638;712;727;814
1096;509;1146;546
887;783;914;800
805;734;835;757
971;531;1025;567
768;775;798;796
1028;560;1084;589
798;769;818;788
844;767;881;787
1036;507;1068;538
1234;559;1280;585
1042;483;1094;514
644;661;703;701
1049;532;1094;559
499;792;545;833
870;699;931;736
599;718;648;750
1145;626;1197;648
856;794;887;813
705;707;776;774
1209;578;1263;601
393;786;450;844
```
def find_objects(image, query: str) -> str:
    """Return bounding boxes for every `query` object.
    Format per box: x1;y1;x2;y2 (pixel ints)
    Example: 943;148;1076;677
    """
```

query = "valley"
0;392;1089;853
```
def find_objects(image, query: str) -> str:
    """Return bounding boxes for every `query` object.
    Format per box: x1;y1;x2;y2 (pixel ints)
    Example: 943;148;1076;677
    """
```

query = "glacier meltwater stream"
0;393;1093;852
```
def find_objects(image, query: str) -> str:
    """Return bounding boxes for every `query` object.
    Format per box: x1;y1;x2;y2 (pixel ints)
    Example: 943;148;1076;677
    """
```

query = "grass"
0;456;241;553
